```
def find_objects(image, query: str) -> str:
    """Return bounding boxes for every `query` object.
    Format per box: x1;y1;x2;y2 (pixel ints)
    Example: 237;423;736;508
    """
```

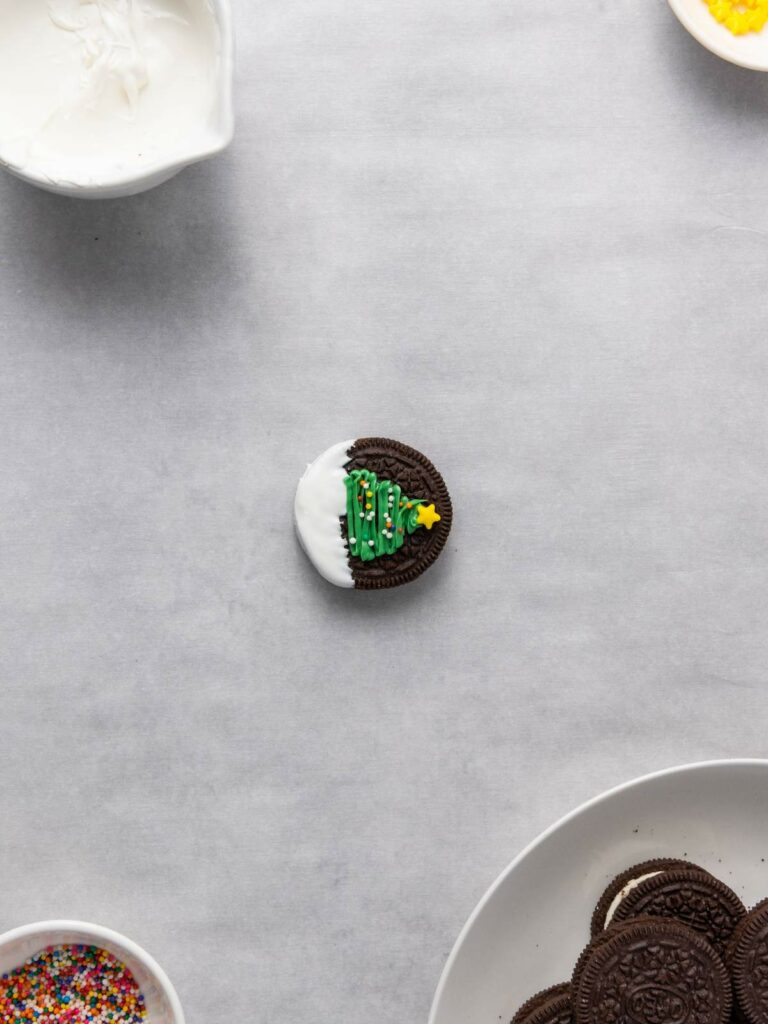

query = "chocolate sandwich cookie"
571;918;665;1004
725;897;768;969
512;984;572;1024
295;437;452;589
727;899;768;1024
572;917;731;1024
590;858;710;936
609;867;746;956
572;922;628;1007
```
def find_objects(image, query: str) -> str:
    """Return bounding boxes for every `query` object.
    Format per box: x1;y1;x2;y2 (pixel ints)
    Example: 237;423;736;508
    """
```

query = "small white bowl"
0;0;234;199
0;920;185;1024
668;0;768;70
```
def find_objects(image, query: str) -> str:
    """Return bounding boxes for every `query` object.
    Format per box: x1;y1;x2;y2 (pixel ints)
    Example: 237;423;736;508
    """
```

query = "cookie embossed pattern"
573;919;731;1024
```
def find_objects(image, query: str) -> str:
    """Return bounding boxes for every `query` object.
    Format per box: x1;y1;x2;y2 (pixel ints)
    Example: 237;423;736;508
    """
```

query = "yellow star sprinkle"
415;503;441;530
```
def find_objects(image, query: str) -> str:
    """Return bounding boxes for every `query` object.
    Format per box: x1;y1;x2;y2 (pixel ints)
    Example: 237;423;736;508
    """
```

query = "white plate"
668;0;768;71
429;759;768;1024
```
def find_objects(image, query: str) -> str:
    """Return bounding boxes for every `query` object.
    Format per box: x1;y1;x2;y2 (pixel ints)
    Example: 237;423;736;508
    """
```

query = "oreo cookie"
609;867;746;956
295;437;452;589
728;899;768;1024
512;984;572;1024
590;858;707;936
572;917;731;1024
572;922;628;1005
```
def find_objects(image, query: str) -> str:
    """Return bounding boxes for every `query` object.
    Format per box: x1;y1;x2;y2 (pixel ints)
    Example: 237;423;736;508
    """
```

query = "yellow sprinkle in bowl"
669;0;768;67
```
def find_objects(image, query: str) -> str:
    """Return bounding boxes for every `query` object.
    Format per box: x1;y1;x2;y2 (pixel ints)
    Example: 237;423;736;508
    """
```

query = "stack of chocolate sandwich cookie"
512;858;768;1024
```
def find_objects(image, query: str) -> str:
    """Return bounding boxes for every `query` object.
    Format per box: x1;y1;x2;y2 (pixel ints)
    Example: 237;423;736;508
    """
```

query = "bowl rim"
0;0;235;197
667;0;768;71
427;757;768;1024
0;919;185;1024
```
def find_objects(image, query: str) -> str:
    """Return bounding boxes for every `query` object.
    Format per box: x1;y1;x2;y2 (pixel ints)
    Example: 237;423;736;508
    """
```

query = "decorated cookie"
512;984;572;1024
295;437;452;589
609;867;745;957
590;858;710;936
572;917;731;1024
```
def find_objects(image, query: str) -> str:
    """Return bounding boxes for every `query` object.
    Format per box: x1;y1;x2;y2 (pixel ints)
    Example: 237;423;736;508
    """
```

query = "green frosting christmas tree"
344;468;441;562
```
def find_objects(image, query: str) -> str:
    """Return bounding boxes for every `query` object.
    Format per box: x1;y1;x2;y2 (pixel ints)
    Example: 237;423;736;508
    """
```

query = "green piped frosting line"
345;468;425;562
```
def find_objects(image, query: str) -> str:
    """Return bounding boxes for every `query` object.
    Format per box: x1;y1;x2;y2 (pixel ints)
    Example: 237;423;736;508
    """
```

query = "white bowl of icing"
0;0;234;198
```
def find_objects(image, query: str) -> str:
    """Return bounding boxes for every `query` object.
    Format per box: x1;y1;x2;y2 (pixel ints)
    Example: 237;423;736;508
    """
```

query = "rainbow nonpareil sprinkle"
0;944;147;1023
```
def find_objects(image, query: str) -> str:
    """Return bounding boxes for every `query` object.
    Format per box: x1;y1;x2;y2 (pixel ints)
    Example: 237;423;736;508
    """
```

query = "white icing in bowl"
0;0;233;197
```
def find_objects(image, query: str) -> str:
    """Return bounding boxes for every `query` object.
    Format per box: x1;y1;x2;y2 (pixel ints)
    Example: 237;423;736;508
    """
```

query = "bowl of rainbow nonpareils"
0;920;184;1024
669;0;768;70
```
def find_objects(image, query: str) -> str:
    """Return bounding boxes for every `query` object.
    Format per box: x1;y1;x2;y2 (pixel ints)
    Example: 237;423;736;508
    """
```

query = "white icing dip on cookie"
0;0;221;189
604;871;662;928
295;440;356;589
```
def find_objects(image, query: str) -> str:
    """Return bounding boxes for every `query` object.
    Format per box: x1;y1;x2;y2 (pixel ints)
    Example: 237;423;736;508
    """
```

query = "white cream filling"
0;0;221;186
604;871;663;928
295;440;356;589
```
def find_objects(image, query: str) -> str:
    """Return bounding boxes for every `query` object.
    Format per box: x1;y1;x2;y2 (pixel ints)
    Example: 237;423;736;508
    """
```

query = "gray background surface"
1;1;768;1022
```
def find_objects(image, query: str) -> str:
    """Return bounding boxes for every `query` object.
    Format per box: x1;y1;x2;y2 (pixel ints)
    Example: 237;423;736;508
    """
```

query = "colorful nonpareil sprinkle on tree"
0;944;147;1023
